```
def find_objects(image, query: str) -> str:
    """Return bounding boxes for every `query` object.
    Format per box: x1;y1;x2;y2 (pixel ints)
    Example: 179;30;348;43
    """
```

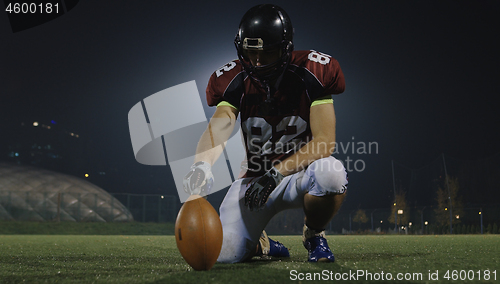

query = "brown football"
175;195;223;271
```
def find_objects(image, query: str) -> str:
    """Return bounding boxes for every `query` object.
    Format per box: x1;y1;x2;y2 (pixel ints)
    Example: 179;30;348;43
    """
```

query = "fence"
1;189;498;234
264;205;500;235
111;193;178;223
0;190;177;223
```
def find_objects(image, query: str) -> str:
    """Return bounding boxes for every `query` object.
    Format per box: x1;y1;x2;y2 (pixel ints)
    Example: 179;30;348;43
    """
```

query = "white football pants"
217;156;348;263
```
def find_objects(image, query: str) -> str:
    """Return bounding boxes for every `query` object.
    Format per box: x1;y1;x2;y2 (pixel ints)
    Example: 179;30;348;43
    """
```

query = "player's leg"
303;192;345;233
299;156;348;262
216;178;253;263
217;169;308;263
217;177;289;263
217;156;347;263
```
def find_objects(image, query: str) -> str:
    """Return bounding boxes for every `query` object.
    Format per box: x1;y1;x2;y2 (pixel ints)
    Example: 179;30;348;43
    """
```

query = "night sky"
1;0;499;210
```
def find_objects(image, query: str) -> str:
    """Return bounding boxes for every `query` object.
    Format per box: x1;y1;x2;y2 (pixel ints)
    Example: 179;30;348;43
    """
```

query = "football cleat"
259;230;290;258
303;236;335;262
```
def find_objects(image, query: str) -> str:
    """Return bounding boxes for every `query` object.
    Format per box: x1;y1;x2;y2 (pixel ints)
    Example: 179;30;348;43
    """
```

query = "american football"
175;195;223;271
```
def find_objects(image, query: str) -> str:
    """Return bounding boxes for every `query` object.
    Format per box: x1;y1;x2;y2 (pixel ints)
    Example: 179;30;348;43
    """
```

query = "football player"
183;4;348;263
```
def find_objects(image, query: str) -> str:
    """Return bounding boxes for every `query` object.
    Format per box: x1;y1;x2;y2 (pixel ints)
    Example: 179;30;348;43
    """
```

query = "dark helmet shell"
234;4;294;82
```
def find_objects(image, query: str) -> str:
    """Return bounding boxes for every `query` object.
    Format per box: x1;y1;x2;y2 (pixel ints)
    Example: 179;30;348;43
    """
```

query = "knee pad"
304;157;348;196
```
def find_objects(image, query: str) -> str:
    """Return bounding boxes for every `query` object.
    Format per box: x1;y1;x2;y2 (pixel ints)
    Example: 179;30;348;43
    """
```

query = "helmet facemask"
238;40;289;82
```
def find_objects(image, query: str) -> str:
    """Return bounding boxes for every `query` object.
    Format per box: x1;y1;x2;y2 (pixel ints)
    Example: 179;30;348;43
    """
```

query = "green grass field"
0;221;175;235
1;234;499;283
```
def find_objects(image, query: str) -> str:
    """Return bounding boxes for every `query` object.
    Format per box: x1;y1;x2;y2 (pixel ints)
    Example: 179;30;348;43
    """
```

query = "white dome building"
0;162;133;222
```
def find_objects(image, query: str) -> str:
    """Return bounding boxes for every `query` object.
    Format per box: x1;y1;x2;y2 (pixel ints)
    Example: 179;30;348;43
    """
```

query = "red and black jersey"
206;50;345;177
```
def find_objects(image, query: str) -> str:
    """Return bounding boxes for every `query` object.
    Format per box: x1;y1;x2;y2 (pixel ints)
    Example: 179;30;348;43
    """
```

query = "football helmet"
234;4;294;82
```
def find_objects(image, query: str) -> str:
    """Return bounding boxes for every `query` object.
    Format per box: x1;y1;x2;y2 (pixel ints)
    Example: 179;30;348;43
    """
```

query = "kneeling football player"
183;4;348;263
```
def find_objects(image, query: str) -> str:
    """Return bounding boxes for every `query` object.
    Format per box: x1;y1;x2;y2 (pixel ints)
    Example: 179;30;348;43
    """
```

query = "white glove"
183;161;214;195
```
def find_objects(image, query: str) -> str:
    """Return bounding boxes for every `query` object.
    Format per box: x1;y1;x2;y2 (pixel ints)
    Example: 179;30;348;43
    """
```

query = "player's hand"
244;167;284;211
183;161;214;195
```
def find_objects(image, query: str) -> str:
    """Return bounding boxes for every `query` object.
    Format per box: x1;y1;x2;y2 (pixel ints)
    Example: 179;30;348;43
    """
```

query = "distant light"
393;203;396;206
455;215;460;219
425;221;429;225
380;220;383;223
33;122;39;126
70;133;74;136
444;207;448;211
84;173;89;178
51;120;57;124
409;222;412;226
14;153;19;157
397;209;403;215
161;196;164;199
479;211;482;215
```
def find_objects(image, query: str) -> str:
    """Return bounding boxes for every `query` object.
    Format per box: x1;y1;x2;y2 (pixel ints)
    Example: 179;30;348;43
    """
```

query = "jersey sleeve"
321;57;345;96
206;70;224;107
206;60;245;109
291;50;346;102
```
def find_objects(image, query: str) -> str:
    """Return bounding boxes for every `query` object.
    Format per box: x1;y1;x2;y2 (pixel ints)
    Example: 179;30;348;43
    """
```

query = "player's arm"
194;105;239;165
183;104;238;195
274;100;336;176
